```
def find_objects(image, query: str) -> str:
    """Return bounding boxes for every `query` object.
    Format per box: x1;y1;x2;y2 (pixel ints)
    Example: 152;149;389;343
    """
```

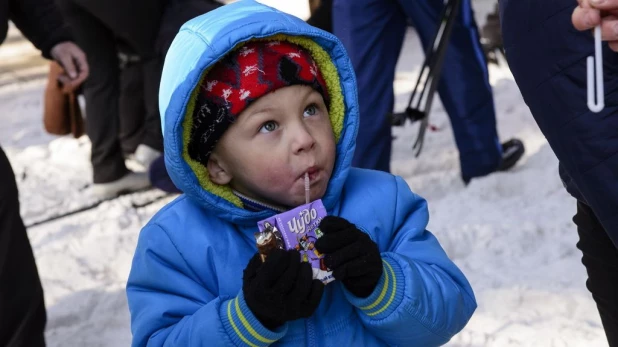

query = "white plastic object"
587;25;605;113
305;172;310;204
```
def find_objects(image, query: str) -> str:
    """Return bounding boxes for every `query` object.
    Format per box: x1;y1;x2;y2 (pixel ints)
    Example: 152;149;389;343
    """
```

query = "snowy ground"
0;0;609;346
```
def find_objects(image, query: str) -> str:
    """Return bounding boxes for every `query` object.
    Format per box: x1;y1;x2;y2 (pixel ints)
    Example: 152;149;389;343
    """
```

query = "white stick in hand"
587;25;604;113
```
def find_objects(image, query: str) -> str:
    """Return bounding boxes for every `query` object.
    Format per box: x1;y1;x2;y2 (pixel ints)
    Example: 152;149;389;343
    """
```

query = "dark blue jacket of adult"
500;0;618;246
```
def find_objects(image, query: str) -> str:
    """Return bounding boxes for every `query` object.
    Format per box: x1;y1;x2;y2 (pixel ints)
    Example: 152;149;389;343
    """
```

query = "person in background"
501;0;618;345
0;0;89;345
55;0;166;199
480;3;503;64
331;0;525;184
155;0;223;57
307;0;332;33
144;0;223;194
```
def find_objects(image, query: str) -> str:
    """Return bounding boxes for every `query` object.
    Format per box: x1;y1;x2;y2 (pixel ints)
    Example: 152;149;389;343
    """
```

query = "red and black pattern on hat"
188;40;330;166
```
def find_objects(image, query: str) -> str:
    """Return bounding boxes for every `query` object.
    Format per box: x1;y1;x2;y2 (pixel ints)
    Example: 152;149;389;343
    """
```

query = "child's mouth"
308;170;319;182
302;167;320;183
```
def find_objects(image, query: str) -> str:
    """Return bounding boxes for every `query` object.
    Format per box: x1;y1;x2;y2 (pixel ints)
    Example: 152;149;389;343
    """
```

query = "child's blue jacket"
126;1;476;346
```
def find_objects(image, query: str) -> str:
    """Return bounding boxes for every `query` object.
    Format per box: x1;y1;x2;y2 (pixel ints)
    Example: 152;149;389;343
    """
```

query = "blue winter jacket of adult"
500;0;618;246
126;1;477;346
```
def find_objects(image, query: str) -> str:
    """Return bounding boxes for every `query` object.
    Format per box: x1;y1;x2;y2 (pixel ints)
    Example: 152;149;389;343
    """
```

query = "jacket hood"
159;0;359;226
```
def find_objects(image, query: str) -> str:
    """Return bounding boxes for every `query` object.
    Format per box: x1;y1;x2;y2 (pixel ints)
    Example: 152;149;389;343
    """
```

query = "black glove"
243;249;325;330
315;216;383;298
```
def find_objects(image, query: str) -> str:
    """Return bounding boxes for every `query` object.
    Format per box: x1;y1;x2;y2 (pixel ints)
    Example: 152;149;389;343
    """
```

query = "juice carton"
255;199;334;284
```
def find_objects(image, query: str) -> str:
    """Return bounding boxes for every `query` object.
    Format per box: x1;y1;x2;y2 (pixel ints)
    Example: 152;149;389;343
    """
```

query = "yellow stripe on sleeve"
234;297;276;344
367;260;398;317
227;300;259;347
360;262;390;311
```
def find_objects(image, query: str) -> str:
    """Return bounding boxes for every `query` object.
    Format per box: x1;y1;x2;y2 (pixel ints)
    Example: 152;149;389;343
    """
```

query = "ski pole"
390;0;461;157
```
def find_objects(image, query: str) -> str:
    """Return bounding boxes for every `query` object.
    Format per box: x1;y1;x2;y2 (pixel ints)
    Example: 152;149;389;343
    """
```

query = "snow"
0;0;608;346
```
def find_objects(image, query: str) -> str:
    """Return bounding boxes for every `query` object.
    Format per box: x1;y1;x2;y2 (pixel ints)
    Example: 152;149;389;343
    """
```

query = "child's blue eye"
259;121;278;133
304;104;318;117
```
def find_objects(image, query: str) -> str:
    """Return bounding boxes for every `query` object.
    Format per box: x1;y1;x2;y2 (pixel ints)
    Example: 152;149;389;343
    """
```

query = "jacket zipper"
306;317;316;347
232;190;286;212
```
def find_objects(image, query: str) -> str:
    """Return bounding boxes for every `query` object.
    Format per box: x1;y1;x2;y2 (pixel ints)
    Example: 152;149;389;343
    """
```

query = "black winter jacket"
0;0;71;58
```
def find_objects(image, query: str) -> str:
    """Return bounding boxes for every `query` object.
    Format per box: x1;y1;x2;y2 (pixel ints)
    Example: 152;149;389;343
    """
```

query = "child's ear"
207;153;232;185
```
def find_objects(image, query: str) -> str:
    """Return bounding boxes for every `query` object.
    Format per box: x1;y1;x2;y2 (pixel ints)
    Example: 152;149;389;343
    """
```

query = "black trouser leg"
65;0;165;156
0;147;46;347
140;57;163;152
57;0;127;183
118;61;145;156
574;201;618;346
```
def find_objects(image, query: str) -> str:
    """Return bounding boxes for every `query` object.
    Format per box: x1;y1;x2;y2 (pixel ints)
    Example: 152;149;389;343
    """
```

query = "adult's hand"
50;41;89;88
573;0;618;51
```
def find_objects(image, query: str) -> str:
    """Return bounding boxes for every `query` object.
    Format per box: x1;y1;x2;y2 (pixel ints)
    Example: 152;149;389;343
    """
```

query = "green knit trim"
182;66;243;207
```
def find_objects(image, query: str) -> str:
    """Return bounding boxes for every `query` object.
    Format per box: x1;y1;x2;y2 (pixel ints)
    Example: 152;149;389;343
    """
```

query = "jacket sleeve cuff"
343;255;405;320
220;292;287;346
41;31;73;60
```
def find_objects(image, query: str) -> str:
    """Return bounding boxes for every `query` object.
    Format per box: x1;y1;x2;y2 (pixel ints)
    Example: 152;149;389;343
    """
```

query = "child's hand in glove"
243;249;325;330
315;216;383;298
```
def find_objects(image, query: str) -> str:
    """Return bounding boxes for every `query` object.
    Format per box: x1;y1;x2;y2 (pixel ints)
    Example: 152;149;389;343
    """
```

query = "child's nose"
292;124;316;154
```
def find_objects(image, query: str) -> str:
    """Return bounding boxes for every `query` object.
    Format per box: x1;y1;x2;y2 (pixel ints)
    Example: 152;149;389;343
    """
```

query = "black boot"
498;138;525;172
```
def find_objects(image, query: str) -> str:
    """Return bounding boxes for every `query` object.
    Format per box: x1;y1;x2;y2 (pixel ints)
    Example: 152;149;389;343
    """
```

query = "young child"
126;1;477;346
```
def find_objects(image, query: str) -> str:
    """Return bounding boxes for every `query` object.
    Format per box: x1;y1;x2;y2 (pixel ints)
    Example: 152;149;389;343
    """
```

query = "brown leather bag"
43;61;85;138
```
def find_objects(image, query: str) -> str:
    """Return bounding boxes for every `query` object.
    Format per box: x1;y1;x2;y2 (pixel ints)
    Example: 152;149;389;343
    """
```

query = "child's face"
207;85;336;208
